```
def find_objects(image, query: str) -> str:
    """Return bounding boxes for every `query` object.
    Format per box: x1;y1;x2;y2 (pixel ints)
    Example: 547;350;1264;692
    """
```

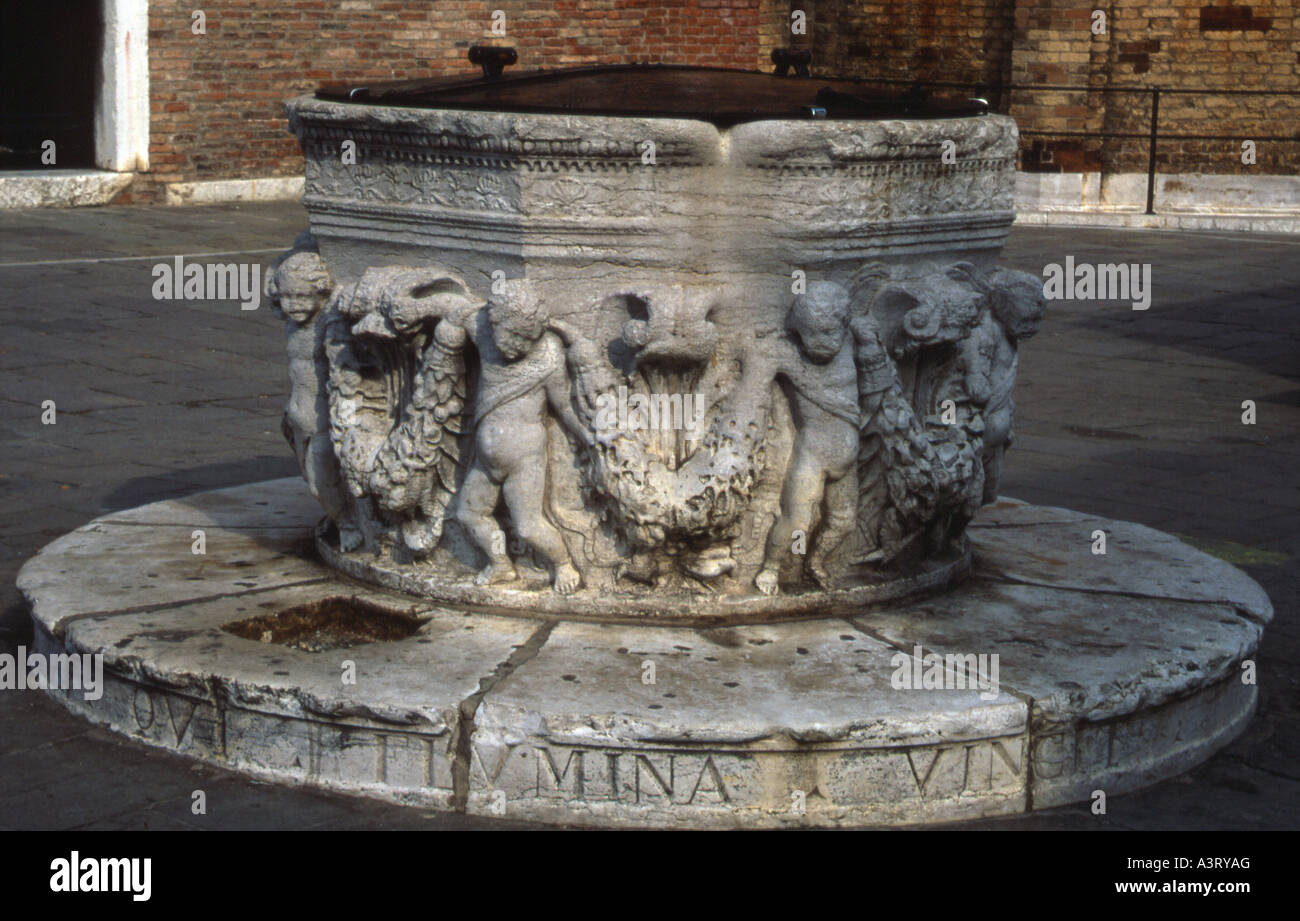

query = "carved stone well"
19;64;1272;828
280;66;1027;617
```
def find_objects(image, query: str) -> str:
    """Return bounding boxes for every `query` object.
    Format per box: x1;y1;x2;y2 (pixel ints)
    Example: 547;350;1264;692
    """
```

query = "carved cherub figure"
450;280;587;594
267;245;364;551
965;267;1045;502
755;282;861;596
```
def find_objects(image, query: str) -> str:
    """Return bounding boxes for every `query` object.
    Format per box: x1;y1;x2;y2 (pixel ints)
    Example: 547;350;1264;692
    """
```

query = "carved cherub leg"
283;414;307;473
501;462;581;595
756;457;826;596
399;515;439;556
457;464;517;586
303;432;366;552
684;544;736;581
807;471;858;589
981;446;1004;505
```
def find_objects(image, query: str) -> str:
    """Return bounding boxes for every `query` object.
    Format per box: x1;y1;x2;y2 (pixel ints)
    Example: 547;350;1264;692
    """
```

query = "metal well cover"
316;63;987;126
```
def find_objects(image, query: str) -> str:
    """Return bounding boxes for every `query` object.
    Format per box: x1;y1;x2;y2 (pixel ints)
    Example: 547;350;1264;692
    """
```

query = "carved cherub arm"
548;317;618;422
547;317;582;346
544;363;595;448
431;314;470;354
379;267;478;337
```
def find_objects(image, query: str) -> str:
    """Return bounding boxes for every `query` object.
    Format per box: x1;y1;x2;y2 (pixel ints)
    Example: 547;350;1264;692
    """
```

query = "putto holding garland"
267;233;1044;614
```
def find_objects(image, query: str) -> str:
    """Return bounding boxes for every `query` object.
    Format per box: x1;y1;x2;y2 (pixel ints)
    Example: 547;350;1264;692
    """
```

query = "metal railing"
825;76;1300;214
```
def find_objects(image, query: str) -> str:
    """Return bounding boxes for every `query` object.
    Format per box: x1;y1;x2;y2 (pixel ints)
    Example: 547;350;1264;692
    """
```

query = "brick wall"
130;0;1297;202
1008;1;1299;174
758;0;796;70
807;0;1016;94
803;0;1298;176
135;0;763;202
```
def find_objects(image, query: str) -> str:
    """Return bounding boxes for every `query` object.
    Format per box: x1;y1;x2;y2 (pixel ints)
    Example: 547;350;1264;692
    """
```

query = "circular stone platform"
17;479;1272;828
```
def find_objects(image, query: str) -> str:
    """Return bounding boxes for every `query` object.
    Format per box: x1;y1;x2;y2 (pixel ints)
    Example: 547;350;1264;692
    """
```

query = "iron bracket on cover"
771;48;812;77
468;45;518;82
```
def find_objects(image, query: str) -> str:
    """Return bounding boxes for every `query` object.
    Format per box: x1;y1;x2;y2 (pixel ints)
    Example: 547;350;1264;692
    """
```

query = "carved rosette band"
267;233;1044;604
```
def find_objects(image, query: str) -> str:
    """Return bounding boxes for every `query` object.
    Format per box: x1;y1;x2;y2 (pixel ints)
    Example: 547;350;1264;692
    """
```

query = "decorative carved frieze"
268;241;1042;607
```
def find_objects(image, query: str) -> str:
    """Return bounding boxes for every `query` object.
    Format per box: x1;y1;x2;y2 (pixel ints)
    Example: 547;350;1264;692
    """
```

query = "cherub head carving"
787;282;852;364
487;279;547;361
268;249;332;324
987;268;1046;341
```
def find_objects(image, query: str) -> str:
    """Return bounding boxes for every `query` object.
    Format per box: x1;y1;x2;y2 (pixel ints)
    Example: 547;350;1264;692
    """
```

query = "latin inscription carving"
129;686;215;749
526;746;732;806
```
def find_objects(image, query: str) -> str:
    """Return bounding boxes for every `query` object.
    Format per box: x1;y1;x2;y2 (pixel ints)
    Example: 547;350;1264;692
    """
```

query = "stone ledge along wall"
135;0;764;204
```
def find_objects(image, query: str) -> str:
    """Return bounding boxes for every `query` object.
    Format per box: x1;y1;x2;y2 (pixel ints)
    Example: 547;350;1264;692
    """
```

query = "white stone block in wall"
95;0;150;172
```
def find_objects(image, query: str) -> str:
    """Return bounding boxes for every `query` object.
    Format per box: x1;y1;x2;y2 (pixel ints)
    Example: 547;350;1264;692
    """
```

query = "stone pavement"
0;203;1296;830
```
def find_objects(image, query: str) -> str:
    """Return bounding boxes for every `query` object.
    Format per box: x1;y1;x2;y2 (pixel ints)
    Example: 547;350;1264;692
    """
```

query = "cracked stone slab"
19;521;328;636
18;480;1273;828
468;618;1026;827
850;579;1263;808
969;500;1274;623
34;581;539;811
855;581;1258;725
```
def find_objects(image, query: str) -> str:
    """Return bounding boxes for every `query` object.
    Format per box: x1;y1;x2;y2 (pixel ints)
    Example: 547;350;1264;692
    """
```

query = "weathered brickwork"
802;1;1297;175
758;0;797;70
135;0;762;202
807;0;1017;99
1005;1;1298;174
